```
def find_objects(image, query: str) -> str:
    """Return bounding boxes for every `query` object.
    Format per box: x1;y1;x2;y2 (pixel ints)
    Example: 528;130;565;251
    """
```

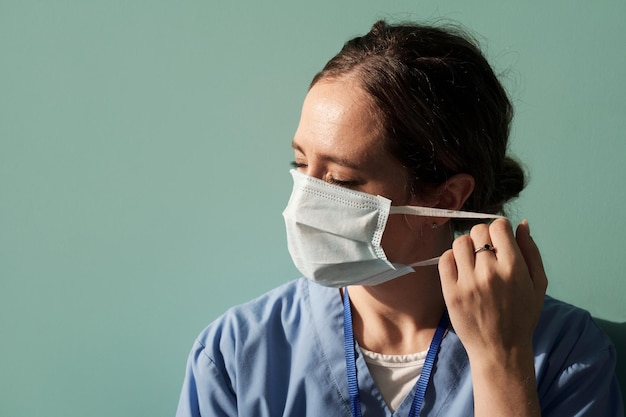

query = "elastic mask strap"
408;257;440;267
390;205;504;220
391;206;504;269
397;205;504;268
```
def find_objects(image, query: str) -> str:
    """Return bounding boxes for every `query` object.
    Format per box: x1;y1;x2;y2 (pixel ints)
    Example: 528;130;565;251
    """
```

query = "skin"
292;76;548;416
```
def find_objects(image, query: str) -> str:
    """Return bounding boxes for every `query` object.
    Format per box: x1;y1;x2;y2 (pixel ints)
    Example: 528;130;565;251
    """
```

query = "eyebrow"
291;140;362;170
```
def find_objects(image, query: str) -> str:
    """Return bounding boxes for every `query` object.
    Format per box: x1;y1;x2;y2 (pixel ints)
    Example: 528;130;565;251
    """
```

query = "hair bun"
486;156;527;214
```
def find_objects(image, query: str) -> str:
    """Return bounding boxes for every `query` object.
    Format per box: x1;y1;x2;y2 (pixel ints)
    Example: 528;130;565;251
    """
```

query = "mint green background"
1;1;625;416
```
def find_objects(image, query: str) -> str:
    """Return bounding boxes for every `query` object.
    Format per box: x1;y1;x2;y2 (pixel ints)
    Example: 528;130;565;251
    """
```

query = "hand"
439;219;547;416
438;218;548;361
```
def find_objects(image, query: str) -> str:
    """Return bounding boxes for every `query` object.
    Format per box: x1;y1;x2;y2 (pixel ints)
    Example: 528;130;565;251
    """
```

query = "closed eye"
290;161;306;169
327;176;358;188
290;161;360;188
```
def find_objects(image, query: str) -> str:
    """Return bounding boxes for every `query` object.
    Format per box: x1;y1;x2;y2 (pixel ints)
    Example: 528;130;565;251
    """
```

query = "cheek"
381;215;427;256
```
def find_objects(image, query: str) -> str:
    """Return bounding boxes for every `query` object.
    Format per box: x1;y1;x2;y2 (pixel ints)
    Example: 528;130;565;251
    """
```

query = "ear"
428;173;475;228
436;173;475;211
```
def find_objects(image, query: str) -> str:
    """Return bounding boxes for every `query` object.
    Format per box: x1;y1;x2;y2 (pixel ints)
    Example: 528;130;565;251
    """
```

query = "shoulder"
533;296;623;416
177;278;350;416
192;278;343;375
196;278;311;356
535;296;612;361
182;279;316;408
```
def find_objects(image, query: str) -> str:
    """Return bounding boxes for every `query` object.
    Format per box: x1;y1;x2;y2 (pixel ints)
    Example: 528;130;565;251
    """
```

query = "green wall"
1;1;624;415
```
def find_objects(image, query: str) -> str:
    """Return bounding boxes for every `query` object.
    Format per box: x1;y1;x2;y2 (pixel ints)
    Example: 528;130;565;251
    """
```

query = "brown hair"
311;20;525;229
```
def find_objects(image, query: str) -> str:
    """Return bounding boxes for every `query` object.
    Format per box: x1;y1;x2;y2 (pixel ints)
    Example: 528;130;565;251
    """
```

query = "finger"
487;218;520;264
438;249;460;313
469;223;496;262
516;219;548;295
450;234;477;275
438;248;459;285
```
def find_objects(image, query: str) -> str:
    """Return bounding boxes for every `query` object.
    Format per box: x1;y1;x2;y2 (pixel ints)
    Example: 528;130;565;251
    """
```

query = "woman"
177;21;623;416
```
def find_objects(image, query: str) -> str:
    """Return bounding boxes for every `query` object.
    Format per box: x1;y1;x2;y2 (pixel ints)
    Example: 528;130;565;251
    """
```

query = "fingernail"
523;219;533;238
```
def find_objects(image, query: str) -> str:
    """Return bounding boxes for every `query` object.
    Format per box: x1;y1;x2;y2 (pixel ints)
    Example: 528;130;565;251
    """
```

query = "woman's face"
291;77;438;265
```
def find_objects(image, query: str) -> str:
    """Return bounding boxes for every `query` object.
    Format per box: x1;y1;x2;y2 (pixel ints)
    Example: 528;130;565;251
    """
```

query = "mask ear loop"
388;204;504;265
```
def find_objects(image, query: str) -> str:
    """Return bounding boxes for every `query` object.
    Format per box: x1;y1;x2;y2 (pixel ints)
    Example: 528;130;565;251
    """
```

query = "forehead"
293;78;385;160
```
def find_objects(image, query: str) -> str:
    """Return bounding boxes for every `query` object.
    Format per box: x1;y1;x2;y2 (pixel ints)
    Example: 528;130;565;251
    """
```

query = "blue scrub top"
176;278;623;416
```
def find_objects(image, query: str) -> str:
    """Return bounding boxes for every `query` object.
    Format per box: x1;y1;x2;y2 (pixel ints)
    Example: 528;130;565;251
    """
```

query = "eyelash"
328;177;357;187
290;161;357;187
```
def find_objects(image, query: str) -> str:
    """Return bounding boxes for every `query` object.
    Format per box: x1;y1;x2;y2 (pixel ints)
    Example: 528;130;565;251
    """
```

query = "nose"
299;159;325;181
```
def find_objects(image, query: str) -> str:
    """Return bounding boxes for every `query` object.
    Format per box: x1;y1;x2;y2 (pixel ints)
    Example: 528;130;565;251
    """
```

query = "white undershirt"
360;347;428;412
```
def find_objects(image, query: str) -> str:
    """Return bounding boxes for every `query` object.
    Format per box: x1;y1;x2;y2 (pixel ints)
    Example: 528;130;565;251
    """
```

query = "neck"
346;267;445;355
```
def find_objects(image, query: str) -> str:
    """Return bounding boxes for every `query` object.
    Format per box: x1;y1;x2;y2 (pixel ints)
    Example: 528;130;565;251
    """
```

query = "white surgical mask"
282;169;503;288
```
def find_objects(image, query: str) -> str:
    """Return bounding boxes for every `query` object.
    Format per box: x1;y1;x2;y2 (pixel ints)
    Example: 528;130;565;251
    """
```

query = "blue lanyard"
343;287;449;417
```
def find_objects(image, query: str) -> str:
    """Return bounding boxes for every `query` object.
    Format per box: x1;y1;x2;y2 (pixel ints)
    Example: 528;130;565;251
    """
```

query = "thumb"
516;219;548;296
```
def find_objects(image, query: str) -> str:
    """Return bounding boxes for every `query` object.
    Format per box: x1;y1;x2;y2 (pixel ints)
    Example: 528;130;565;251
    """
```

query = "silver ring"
474;244;496;254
